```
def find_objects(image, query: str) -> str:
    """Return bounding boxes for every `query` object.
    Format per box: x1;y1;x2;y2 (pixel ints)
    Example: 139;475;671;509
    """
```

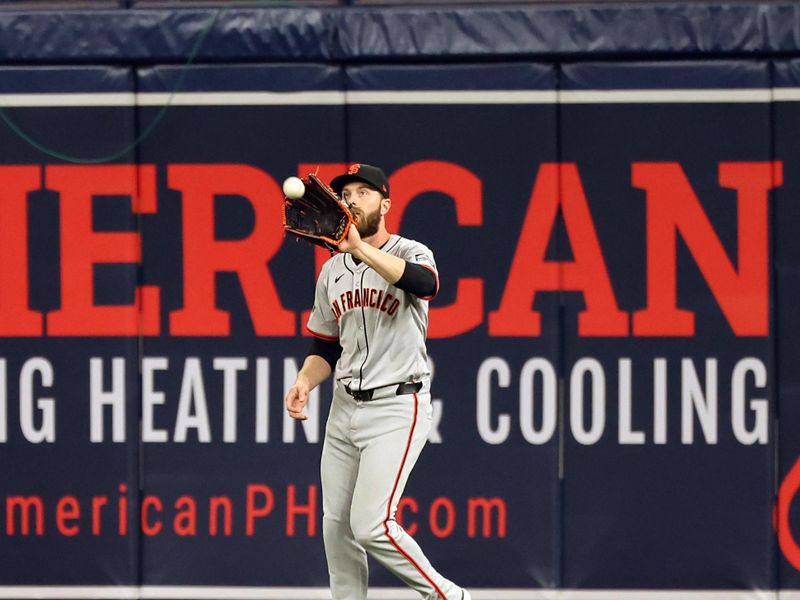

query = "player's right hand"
285;381;310;421
337;219;363;255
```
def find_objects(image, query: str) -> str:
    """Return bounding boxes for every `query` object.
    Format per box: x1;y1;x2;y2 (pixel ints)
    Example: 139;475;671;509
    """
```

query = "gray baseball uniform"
308;234;463;600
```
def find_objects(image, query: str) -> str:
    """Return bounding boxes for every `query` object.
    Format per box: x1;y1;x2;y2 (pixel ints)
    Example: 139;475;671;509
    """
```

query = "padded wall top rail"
2;3;800;63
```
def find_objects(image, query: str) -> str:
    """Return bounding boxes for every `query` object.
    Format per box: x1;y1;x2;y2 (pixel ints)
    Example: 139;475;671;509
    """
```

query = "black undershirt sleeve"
306;337;342;371
395;261;437;298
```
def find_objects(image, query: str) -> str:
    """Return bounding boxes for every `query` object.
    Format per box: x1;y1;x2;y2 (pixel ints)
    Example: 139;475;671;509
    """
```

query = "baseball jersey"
307;234;439;391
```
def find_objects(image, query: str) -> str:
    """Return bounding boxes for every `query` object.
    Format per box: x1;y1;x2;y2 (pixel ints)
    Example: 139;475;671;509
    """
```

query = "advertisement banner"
0;59;795;597
0;66;141;586
559;60;776;589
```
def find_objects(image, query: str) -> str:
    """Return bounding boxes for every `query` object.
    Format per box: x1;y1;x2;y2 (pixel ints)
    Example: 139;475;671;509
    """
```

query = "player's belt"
344;381;423;402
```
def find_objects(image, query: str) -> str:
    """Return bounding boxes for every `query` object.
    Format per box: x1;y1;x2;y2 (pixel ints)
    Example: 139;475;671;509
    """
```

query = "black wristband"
395;261;437;298
306;336;342;370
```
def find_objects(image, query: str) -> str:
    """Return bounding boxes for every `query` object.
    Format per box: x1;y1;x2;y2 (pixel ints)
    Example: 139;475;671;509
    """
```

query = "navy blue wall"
0;4;799;597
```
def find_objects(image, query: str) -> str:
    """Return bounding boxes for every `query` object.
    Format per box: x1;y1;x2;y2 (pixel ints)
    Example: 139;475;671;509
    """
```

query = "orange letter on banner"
428;497;456;538
246;484;274;536
6;496;44;535
47;165;160;336
168;165;294;336
467;497;507;538
56;496;81;536
209;496;233;536
0;166;42;335
776;457;800;571
396;497;419;536
174;496;197;536
632;162;778;336
298;163;347;336
489;163;627;336
286;484;317;537
387;161;484;338
141;495;163;536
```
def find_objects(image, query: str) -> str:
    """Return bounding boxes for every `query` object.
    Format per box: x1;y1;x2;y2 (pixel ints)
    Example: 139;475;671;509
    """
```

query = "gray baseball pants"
321;380;462;600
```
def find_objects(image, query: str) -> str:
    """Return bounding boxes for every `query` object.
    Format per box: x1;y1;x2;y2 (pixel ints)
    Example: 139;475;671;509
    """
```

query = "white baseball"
283;176;306;199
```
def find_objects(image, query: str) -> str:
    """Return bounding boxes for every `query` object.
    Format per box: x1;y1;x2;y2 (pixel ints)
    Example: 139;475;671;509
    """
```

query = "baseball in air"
283;177;306;199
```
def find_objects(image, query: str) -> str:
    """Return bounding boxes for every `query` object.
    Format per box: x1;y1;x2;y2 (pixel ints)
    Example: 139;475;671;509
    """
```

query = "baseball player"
285;164;471;600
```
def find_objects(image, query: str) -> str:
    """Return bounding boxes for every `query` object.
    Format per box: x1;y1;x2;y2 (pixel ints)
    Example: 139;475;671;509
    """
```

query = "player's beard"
355;205;381;238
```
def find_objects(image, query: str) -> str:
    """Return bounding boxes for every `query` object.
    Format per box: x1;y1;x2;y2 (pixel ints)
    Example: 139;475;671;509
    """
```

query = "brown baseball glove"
282;173;355;252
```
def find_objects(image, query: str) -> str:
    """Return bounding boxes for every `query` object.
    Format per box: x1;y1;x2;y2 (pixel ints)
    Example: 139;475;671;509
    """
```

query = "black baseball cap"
330;163;390;198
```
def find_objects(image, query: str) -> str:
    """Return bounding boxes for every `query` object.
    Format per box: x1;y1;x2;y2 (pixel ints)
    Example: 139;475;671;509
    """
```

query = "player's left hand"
285;381;310;421
337;221;362;255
